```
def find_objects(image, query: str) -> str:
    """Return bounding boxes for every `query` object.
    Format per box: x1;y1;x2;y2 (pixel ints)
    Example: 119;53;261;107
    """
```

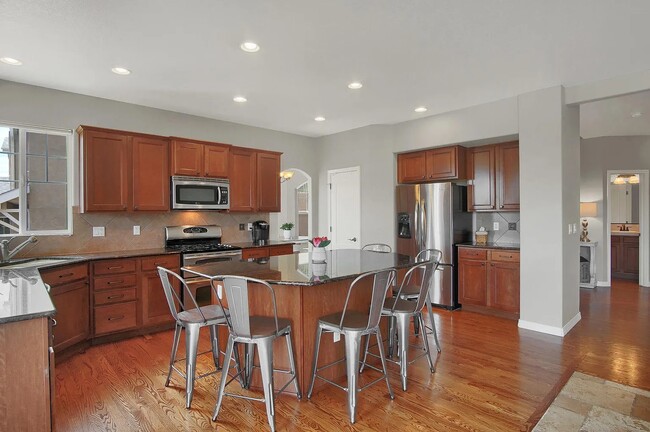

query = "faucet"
0;236;38;263
619;224;629;232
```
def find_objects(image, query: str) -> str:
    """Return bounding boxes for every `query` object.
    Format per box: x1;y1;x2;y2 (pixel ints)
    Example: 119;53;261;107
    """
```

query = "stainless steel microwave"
171;176;230;210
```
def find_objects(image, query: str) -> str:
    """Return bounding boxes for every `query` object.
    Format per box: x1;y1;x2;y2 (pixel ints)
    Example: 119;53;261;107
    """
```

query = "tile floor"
534;372;650;431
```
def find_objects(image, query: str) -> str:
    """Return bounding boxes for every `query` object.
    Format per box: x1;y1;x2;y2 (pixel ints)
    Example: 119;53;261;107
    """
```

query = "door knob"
348;237;357;242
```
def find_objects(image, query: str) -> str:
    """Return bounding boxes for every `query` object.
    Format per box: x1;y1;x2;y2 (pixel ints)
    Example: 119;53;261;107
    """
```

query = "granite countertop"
231;239;305;249
183;249;415;286
456;242;520;250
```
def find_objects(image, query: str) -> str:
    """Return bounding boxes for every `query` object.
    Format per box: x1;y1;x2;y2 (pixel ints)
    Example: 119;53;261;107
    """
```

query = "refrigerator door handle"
421;199;427;252
414;200;420;252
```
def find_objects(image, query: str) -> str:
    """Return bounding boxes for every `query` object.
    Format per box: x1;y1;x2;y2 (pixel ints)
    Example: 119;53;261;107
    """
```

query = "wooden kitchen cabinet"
133;136;170;211
171;138;230;178
468;141;519;212
458;247;520;318
257;151;281;212
611;235;639;279
242;244;295;260
92;258;139;336
397;145;466;183
140;254;180;327
230;147;282;212
496;141;520;211
40;263;90;352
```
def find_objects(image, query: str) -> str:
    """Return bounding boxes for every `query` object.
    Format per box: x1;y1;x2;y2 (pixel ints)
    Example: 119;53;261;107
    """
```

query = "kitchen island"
183;249;415;395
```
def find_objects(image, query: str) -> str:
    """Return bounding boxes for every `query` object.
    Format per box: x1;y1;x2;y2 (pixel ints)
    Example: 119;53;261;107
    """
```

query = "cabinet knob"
133;206;138;210
500;205;504;209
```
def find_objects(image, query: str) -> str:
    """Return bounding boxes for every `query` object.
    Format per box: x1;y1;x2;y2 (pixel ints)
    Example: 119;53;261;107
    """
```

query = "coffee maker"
252;220;270;244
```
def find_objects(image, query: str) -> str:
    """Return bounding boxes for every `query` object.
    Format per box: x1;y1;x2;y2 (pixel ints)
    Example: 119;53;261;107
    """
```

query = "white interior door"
328;167;361;249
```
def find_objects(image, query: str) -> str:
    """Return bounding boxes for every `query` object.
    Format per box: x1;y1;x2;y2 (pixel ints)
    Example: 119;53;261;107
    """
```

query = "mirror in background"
610;174;639;224
279;168;311;240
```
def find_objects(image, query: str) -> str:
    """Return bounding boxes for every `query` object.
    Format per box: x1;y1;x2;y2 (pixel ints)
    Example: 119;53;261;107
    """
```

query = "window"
0;124;73;236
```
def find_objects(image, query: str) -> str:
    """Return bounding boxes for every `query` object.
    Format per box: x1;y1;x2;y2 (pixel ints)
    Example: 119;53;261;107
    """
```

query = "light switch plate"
239;223;245;231
133;225;141;235
493;222;500;231
247;223;253;231
92;226;105;237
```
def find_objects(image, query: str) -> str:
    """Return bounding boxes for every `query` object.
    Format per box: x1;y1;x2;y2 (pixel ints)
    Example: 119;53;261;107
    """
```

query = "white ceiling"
1;0;650;137
581;90;650;139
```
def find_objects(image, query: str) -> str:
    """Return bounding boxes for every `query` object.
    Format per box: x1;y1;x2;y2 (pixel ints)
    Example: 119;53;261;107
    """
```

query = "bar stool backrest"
211;275;279;339
339;268;396;331
362;243;392;253
415;248;442;264
158;267;208;323
393;261;436;312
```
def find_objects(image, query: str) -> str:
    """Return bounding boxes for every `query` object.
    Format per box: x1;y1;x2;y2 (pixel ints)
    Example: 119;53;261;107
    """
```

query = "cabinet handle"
108;266;123;270
500;205;504;209
107;280;124;285
133;206;138;210
51;318;57;327
154;263;164;266
45;283;51;293
107;315;125;321
107;294;125;300
490;263;495;266
59;273;74;278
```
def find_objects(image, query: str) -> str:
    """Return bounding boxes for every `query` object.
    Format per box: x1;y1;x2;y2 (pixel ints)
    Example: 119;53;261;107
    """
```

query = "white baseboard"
518;312;582;337
597;281;610;287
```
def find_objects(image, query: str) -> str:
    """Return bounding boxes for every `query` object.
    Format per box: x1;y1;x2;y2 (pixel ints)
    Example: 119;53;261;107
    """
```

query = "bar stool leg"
165;324;182;387
344;331;362;423
419;313;436;373
257;339;276;432
426;292;442;353
209;325;221;370
285;330;301;399
375;328;394;399
184;324;201;409
307;326;323;399
396;314;410;391
213;336;234;421
359;334;371;373
388;316;396;358
244;343;256;389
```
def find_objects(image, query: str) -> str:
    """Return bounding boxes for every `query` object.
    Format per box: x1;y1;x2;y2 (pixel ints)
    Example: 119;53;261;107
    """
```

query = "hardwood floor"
54;279;649;431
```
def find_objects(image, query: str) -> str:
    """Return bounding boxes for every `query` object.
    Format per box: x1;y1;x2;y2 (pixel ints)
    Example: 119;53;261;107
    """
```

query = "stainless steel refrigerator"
396;182;472;309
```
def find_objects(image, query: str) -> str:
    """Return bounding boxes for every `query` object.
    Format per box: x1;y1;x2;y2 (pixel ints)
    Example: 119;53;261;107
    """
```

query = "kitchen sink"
0;257;76;269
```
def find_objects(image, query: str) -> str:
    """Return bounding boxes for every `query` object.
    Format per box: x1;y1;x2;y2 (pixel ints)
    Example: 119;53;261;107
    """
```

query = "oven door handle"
193;256;238;265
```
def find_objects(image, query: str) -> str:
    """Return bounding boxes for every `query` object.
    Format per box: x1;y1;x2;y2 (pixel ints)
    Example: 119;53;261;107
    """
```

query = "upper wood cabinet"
467;141;519;212
79;126;170;213
170;138;229;178
229;147;282;212
397;145;466;183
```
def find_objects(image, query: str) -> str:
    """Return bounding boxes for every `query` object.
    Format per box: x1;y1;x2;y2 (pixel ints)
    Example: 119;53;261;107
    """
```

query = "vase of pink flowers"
309;236;330;263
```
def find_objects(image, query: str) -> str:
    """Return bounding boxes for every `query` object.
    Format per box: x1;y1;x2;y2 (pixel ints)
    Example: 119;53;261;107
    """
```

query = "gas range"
165;242;241;254
165;225;243;267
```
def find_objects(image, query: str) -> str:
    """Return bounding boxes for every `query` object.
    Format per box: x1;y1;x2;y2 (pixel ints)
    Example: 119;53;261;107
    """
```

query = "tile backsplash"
15;208;268;258
474;212;520;244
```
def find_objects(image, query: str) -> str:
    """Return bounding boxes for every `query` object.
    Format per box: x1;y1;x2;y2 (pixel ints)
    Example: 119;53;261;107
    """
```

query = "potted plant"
309;236;331;262
280;222;294;240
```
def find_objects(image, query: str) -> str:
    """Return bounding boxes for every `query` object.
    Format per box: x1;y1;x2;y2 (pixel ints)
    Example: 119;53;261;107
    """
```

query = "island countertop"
183;249;415;285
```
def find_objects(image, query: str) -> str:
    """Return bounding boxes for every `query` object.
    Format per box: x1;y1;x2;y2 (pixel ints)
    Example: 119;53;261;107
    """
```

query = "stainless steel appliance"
165;225;242;306
171;176;230;210
252;220;270;244
396;182;472;309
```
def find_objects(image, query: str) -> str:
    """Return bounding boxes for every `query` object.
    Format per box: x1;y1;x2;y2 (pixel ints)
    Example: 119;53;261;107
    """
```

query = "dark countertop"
456;242;520;250
183;249;415;286
232;240;303;249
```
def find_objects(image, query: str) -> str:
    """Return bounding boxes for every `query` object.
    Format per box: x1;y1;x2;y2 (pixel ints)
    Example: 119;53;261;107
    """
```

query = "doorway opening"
327;166;361;250
275;168;312;241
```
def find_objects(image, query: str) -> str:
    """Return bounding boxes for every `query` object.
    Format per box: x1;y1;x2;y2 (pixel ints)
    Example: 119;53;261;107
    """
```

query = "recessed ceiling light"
347;82;363;90
233;96;247;103
111;67;131;75
0;57;22;66
631;112;643;118
414;106;428;113
240;42;260;53
314;116;326;122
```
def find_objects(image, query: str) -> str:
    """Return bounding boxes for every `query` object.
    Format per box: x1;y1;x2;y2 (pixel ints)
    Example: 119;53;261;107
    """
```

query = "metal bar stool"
307;269;396;424
211;275;300;432
363;260;438;391
158;267;241;409
393;249;443;353
362;243;392;253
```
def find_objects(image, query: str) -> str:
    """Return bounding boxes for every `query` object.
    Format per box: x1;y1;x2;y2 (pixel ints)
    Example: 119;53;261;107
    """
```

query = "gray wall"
0;79;319;236
580;135;650;282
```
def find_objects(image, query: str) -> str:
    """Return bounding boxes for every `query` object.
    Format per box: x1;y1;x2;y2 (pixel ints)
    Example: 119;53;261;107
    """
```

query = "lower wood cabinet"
611;235;639;279
458;247;520;318
242;244;295;260
140;254;180;326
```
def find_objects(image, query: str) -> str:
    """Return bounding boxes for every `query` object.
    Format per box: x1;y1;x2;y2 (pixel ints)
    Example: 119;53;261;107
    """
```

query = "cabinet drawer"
93;259;137;275
94;274;137;291
94;288;137;306
94;302;137;335
269;244;294;257
140;255;180;272
41;263;88;287
242;247;270;259
489;250;520;262
458;248;487;260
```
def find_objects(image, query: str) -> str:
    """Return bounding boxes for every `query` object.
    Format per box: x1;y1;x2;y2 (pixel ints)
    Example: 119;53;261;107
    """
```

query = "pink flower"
309;236;331;248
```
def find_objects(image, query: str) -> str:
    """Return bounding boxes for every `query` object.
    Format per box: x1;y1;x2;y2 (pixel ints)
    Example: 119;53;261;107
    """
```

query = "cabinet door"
611;237;621;273
171;140;203;176
426;146;463;180
458;259;487;306
488;261;520;313
50;280;90;351
397;152;427;183
133;136;170;211
468;145;496;211
83;129;130;211
141;270;180;326
257;152;281;212
204;144;229;178
622;237;639;275
229;148;257;211
497;142;520;211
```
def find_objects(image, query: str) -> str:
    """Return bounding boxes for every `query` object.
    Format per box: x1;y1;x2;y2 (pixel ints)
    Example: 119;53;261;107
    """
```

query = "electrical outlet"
239;223;245;231
133;225;141;235
568;224;572;235
493;222;499;231
572;223;577;234
333;333;341;343
247;223;253;231
508;222;517;231
92;226;105;237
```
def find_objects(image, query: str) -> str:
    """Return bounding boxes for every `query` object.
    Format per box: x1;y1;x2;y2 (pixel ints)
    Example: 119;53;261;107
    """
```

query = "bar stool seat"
248;316;292;337
383;297;418;314
177;304;228;323
318;311;370;332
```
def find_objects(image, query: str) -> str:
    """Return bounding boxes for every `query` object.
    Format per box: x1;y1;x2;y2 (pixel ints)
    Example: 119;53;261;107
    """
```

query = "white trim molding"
518;312;582;337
